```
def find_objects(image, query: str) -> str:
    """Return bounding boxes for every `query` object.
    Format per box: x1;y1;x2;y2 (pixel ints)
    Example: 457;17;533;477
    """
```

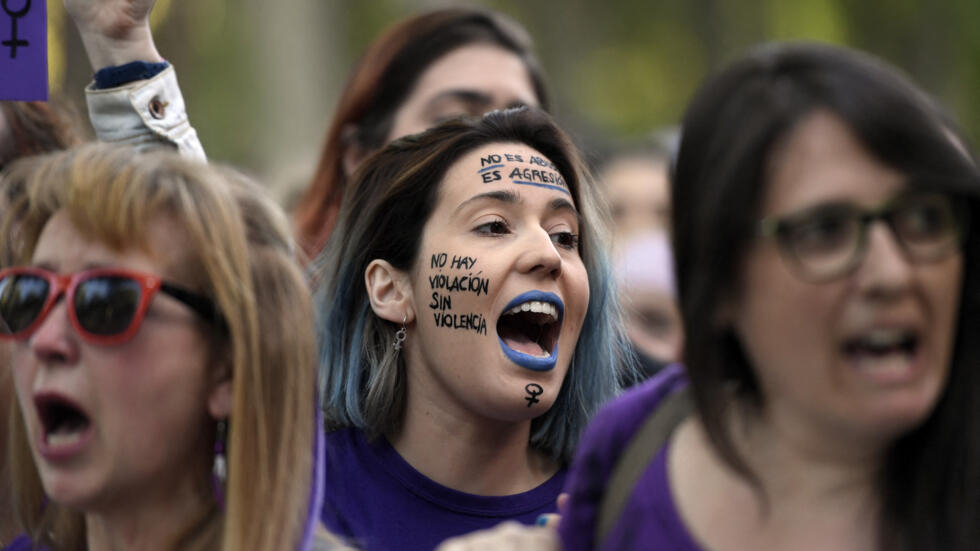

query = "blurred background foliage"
48;0;980;200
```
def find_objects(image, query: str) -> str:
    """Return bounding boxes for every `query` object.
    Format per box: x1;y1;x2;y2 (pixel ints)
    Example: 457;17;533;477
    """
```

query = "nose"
29;298;79;365
854;220;914;300
516;227;563;278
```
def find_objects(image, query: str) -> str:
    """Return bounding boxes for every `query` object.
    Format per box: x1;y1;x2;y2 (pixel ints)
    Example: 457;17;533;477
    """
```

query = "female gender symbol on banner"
2;0;30;59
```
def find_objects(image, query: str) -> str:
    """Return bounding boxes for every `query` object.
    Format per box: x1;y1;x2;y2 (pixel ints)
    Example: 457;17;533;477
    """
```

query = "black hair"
672;42;980;549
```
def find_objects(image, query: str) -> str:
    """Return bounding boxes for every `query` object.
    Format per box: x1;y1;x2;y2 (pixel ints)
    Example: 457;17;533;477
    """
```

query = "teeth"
861;329;907;348
852;346;914;375
46;431;85;447
506;301;558;321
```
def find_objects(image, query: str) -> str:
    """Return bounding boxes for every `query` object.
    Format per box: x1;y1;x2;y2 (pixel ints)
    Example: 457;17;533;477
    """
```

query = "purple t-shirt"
559;364;704;551
2;536;35;551
320;427;566;551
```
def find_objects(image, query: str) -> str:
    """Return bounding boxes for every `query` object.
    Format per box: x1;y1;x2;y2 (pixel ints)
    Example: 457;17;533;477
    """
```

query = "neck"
729;401;885;523
672;411;884;551
84;468;215;551
388;367;558;496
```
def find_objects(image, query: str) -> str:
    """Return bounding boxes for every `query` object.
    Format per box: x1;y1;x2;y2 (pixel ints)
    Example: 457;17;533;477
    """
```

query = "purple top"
559;364;704;551
2;536;35;551
320;427;566;551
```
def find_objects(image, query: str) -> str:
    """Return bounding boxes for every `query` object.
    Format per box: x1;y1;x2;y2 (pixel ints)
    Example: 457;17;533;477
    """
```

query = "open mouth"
35;394;92;448
842;328;920;378
497;291;564;372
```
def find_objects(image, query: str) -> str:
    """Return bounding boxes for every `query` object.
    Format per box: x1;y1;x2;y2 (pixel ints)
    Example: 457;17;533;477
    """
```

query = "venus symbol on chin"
524;383;543;407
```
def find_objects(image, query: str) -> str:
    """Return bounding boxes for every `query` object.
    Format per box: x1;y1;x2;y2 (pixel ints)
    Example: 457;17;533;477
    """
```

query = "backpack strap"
595;386;693;548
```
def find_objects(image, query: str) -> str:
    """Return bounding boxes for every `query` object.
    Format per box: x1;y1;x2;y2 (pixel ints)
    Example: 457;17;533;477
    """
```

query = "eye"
785;207;857;257
893;196;957;243
474;219;510;236
551;231;580;250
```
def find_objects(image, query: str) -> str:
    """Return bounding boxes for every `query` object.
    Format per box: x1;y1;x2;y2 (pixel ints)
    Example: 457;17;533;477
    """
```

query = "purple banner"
0;0;47;101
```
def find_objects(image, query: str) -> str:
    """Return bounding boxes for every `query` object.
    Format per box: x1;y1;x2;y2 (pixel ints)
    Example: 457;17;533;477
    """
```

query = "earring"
393;314;407;351
212;418;227;510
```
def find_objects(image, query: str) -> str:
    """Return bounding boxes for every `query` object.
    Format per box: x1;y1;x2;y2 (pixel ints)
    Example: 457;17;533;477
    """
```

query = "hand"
435;521;560;551
533;492;569;530
63;0;163;69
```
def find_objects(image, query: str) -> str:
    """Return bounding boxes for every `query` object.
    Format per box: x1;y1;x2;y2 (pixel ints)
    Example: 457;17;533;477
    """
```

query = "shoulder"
581;363;689;455
307;528;357;551
2;536;39;551
559;364;689;551
321;427;363;482
320;427;374;537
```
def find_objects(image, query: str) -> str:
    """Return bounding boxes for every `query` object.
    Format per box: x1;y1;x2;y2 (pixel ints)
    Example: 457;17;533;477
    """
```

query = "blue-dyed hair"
311;107;630;461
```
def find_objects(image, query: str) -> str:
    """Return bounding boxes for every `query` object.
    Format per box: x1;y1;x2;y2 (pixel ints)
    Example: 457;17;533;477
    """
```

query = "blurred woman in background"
597;137;683;379
294;7;550;258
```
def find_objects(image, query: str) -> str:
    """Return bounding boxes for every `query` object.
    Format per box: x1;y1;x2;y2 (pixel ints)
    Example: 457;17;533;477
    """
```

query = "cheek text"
428;252;489;336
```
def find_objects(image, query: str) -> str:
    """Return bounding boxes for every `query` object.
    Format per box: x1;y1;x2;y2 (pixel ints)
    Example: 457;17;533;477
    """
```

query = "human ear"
365;259;415;324
341;124;370;177
207;377;233;419
205;349;233;419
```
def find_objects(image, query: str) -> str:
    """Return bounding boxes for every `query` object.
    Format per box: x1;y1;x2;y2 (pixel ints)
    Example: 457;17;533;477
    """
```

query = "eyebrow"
549;197;580;218
28;261;117;273
428;89;494;110
427;90;535;114
29;261;56;271
453;191;580;220
454;190;520;216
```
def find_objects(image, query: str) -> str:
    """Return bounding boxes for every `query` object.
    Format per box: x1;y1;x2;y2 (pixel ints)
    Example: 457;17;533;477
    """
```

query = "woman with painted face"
559;43;980;550
0;145;343;550
311;107;628;551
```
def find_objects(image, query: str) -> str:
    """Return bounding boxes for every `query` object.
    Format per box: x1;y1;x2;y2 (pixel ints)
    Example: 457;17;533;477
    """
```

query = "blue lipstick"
497;291;564;372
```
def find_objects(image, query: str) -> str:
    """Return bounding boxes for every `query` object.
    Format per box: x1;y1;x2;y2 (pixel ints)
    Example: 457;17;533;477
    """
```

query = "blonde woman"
1;145;341;550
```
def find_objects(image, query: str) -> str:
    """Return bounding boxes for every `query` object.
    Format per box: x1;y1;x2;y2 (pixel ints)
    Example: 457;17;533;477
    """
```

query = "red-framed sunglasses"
0;267;222;345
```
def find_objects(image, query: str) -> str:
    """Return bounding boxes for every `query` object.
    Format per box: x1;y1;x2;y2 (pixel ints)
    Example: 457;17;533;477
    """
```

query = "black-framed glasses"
758;191;967;282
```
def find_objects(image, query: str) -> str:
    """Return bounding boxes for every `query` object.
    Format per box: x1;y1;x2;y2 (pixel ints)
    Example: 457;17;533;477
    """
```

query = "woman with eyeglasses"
0;144;344;550
557;43;980;551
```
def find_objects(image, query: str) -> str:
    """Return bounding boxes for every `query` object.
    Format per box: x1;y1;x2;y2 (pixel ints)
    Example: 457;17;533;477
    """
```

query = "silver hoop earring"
393;314;407;351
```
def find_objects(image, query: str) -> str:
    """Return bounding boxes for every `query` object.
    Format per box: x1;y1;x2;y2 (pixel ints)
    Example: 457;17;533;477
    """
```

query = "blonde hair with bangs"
1;143;318;551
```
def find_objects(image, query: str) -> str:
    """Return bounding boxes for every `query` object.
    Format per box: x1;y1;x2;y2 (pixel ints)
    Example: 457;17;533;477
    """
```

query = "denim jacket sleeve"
85;65;206;161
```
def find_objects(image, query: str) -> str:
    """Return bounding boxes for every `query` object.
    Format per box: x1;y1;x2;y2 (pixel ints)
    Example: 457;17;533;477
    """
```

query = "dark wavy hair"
672;42;980;550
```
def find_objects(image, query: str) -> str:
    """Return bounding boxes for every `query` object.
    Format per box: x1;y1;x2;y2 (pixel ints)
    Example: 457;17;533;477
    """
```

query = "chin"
477;389;557;423
859;394;943;441
40;474;101;510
